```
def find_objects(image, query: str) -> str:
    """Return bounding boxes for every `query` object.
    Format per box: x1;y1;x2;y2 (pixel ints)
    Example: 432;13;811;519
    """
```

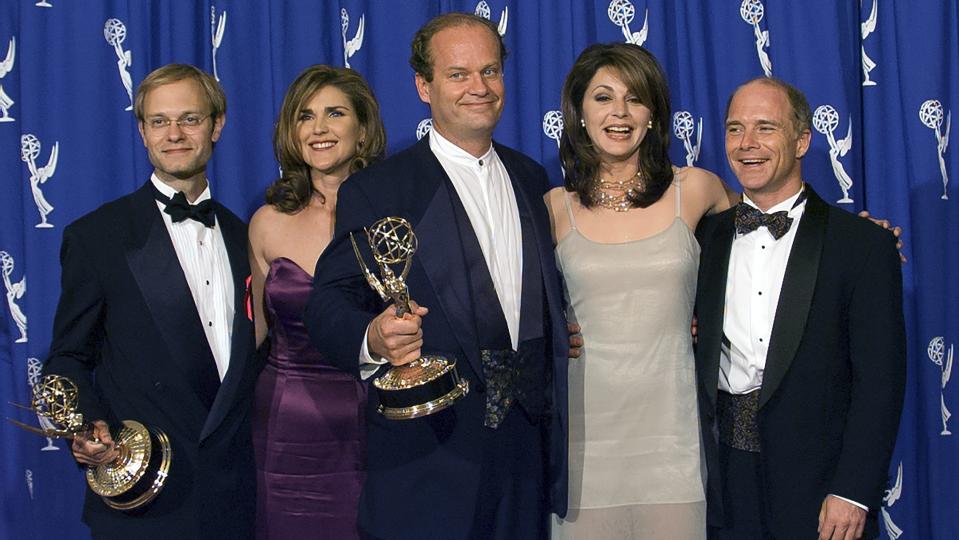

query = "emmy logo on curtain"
35;0;52;7
542;110;563;150
919;99;951;200
475;1;508;37
927;336;953;435
341;9;365;69
673;111;702;166
0;36;15;122
21;133;58;228
542;110;565;177
27;358;59;451
0;251;27;343
608;0;648;46
740;0;772;77
881;462;904;539
813;105;854;203
104;18;133;111
860;0;878;86
25;470;34;500
415;118;433;141
211;6;227;82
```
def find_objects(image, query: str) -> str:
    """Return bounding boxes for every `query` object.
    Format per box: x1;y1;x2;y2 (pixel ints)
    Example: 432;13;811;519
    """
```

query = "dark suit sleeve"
828;230;906;509
42;225;112;423
304;177;386;379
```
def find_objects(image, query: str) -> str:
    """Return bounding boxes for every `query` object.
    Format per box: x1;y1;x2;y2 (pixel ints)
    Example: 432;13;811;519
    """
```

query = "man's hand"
568;323;583;358
818;495;867;540
71;420;118;466
367;301;428;366
858;210;906;263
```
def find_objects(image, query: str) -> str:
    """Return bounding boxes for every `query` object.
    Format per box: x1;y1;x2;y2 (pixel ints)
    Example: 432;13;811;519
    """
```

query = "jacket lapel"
411;141;483;380
201;207;252;440
758;187;828;408
124;183;218;428
696;208;736;408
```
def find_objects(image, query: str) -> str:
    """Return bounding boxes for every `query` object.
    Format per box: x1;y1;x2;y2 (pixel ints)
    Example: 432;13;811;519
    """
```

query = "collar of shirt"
428;128;495;169
150;173;212;205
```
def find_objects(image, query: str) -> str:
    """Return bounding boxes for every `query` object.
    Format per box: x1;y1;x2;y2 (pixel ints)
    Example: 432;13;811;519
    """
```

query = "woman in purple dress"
248;65;386;540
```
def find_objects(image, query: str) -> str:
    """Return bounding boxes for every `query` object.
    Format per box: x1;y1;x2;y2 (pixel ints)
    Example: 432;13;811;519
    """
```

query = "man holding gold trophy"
305;13;570;540
40;64;258;539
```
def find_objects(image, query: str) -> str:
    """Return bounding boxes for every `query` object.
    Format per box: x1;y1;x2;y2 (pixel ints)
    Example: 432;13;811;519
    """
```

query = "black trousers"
708;443;774;540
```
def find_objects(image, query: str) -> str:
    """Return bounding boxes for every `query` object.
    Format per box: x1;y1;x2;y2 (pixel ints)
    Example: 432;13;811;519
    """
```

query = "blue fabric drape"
1;1;955;538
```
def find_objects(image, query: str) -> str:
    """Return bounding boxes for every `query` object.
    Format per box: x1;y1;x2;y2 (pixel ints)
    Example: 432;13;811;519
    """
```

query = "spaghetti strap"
563;190;578;230
674;178;682;218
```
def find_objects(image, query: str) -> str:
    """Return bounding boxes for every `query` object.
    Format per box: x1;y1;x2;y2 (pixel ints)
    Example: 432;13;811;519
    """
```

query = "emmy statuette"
8;375;172;510
351;217;469;420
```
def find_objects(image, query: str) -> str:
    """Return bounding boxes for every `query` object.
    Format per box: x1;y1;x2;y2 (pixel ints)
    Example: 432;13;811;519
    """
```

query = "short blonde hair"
133;64;226;122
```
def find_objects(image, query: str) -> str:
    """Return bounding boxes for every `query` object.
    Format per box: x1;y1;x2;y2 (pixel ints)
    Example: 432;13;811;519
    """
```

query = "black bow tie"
152;187;215;227
734;203;793;240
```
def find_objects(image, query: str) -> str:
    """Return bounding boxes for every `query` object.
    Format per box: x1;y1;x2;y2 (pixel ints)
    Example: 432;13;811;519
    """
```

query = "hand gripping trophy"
7;375;172;510
351;217;469;420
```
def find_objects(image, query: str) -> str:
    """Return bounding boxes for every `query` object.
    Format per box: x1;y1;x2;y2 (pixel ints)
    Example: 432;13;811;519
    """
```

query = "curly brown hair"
266;65;386;213
559;43;673;209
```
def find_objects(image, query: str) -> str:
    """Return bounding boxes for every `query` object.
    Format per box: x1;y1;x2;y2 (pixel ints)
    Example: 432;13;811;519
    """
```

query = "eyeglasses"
144;113;211;132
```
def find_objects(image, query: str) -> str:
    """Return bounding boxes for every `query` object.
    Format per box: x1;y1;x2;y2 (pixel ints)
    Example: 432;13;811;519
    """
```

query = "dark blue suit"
305;138;569;539
694;187;906;539
43;182;259;539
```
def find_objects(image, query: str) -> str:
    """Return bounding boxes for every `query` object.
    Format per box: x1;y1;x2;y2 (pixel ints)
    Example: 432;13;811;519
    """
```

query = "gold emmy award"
8;374;172;510
351;216;469;420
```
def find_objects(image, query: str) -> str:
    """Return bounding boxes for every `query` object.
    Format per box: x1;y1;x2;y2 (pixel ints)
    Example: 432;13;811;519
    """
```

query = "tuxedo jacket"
43;182;258;539
694;186;906;539
304;137;569;539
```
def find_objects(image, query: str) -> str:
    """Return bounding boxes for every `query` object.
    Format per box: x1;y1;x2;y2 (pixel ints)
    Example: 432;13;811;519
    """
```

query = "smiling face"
581;66;652;171
296;85;365;183
414;23;504;156
725;81;810;206
138;79;224;187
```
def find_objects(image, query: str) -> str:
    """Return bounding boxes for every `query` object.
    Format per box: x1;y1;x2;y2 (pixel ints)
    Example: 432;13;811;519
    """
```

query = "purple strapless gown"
252;257;367;540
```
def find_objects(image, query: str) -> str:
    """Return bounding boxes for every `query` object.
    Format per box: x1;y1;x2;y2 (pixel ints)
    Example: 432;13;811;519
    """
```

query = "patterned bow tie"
153;188;215;227
734;203;793;240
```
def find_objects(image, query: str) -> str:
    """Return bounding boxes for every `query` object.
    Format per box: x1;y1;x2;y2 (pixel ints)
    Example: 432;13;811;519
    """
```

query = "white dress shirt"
359;131;524;377
719;188;805;395
152;174;234;381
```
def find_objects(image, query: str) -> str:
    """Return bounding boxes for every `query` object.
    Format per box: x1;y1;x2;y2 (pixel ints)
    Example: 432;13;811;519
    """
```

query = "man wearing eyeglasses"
42;64;257;539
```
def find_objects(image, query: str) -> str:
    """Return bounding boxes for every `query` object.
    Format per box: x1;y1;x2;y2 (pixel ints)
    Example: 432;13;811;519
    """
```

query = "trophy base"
86;420;172;511
373;356;469;420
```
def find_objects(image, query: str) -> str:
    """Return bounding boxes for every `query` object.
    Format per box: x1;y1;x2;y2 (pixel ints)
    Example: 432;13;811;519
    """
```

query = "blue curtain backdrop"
0;1;955;538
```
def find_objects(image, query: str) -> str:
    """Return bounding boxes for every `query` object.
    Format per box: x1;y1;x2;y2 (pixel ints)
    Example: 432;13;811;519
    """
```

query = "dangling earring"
580;119;586;128
647;120;653;129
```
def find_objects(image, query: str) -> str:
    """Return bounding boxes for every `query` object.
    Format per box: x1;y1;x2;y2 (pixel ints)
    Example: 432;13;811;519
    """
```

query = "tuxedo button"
154;381;164;392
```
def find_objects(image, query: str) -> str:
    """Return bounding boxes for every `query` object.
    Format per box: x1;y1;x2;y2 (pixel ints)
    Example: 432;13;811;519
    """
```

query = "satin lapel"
758;188;828;408
413;151;482;380
497;147;561;341
697;210;736;407
124;183;216;421
201;207;252;440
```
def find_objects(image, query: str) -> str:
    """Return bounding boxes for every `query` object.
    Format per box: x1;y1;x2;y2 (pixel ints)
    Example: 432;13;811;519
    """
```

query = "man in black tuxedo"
304;13;568;540
695;78;906;540
42;64;257;539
